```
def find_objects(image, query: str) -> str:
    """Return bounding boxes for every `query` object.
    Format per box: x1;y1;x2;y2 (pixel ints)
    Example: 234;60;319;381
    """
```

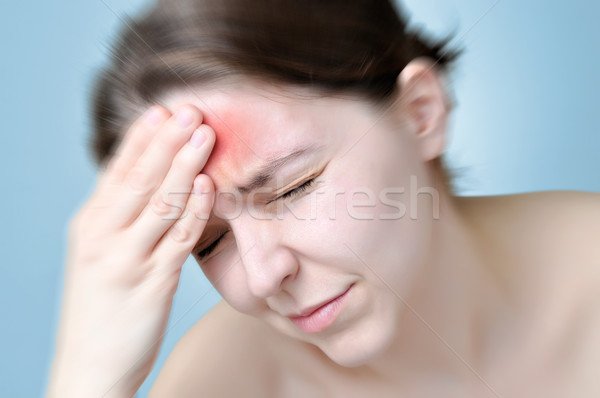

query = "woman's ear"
395;57;450;162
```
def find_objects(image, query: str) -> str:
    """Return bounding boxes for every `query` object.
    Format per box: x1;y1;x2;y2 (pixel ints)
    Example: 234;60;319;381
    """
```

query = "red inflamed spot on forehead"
201;108;263;188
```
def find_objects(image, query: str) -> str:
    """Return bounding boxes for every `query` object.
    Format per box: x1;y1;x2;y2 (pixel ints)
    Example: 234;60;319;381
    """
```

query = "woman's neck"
361;190;513;391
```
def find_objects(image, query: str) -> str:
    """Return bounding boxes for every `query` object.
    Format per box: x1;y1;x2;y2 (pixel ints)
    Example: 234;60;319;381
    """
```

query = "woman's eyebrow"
236;144;323;194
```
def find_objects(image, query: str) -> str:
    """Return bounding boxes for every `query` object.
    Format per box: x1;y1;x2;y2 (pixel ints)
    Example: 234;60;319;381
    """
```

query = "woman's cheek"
301;182;363;247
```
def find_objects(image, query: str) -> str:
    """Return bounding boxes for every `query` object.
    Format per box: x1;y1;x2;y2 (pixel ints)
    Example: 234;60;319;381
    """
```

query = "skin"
157;61;453;368
150;61;600;396
149;60;599;396
47;58;599;397
47;102;217;397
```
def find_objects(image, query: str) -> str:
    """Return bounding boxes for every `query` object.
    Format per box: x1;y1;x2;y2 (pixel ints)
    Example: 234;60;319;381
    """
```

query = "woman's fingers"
107;105;204;228
128;124;216;252
152;174;215;274
98;106;169;189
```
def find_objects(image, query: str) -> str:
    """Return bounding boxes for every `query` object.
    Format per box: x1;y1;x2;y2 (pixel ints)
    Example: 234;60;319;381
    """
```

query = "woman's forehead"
161;83;329;189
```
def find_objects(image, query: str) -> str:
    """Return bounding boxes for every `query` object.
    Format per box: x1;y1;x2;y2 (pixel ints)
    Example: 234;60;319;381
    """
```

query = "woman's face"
162;78;440;367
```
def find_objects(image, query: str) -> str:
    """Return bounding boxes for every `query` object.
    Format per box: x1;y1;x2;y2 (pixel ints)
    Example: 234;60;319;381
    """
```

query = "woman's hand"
47;104;215;397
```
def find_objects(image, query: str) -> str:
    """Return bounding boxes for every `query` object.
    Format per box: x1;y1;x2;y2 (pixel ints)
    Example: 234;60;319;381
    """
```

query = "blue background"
1;0;598;396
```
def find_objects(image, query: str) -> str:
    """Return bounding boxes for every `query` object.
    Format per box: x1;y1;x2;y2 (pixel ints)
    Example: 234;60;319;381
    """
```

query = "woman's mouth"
288;284;354;334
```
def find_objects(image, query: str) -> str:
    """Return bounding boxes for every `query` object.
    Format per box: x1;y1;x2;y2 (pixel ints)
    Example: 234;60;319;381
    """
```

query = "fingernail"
144;106;162;126
189;128;206;148
175;108;194;127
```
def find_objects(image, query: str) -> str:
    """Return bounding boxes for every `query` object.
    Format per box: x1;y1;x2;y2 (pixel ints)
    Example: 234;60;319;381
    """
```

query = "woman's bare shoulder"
458;189;599;218
460;190;600;293
494;190;599;257
149;300;278;397
512;190;599;276
459;189;599;241
460;191;600;295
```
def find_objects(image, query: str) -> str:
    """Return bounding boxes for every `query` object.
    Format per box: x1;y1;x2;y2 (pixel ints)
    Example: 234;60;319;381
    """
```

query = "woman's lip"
288;285;353;334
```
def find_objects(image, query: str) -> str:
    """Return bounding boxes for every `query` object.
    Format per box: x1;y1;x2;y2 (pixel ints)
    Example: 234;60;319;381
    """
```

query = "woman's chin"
318;321;398;368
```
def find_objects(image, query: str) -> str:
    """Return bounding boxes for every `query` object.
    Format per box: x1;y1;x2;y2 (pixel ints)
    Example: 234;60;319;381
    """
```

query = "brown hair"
90;0;462;193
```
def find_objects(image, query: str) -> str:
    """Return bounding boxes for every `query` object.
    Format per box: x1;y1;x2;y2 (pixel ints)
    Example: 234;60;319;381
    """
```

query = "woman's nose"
234;219;299;299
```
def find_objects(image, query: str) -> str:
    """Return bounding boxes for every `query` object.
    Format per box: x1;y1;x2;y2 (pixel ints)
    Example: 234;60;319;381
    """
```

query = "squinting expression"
160;80;437;367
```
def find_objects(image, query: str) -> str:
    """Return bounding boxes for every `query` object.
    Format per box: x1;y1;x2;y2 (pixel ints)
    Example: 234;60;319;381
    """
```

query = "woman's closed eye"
272;177;317;202
195;231;229;260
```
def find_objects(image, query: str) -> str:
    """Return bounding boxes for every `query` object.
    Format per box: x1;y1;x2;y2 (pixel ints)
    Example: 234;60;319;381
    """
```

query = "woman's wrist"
47;359;138;398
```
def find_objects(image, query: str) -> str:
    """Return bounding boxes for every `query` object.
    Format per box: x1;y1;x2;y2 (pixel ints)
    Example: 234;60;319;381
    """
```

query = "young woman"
48;0;600;396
